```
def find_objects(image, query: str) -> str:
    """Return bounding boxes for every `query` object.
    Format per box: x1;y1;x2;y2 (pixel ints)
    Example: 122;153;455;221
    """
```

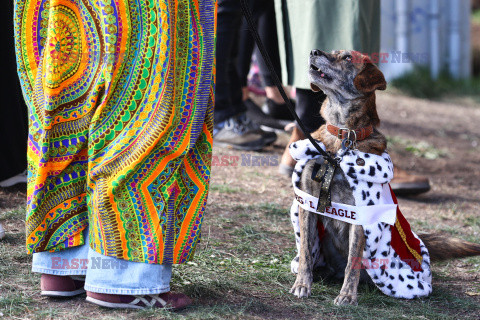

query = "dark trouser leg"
215;0;245;124
236;0;258;88
279;88;326;172
254;0;281;87
237;0;281;88
295;88;326;134
0;1;28;181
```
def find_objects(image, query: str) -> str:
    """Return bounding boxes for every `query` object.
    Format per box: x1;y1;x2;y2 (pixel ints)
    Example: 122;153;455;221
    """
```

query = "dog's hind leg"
334;224;365;305
290;207;318;298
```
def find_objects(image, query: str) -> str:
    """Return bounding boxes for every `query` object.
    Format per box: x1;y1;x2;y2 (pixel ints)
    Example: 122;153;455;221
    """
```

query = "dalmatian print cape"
289;139;432;299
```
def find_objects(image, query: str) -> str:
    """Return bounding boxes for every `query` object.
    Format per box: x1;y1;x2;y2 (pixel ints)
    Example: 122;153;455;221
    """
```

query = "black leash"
239;0;337;166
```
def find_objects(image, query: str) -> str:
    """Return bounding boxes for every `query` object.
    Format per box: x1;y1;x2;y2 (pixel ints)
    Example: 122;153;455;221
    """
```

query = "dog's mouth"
310;83;321;92
309;63;330;92
310;64;330;79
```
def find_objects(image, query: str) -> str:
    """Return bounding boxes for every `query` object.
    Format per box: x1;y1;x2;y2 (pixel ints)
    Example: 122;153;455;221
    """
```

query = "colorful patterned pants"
15;0;216;264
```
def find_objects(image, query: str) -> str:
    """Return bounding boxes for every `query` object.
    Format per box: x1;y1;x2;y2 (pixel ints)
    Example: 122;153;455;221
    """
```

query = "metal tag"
356;157;365;166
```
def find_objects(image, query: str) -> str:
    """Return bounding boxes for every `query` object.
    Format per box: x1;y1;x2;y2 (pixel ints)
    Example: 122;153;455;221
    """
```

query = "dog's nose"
311;50;322;56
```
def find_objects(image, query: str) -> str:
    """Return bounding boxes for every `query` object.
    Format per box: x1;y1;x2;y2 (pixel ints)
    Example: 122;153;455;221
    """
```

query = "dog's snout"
311;49;322;57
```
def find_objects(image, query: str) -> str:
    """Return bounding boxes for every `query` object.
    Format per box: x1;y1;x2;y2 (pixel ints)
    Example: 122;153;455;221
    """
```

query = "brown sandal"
86;291;192;310
41;274;86;297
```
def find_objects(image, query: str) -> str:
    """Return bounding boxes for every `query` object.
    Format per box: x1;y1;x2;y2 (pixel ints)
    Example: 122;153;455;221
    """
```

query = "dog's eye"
343;55;352;62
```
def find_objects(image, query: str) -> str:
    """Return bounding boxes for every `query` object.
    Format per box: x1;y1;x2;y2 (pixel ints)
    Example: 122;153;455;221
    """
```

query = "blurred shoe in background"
262;98;295;121
0;170;27;188
213;112;276;151
244;99;292;132
390;168;431;195
0;223;5;240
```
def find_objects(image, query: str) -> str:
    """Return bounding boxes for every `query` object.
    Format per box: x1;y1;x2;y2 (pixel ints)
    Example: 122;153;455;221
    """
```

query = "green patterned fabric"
15;0;216;264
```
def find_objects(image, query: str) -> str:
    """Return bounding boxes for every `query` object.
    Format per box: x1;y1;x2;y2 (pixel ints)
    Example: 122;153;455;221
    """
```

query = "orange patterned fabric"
15;0;216;264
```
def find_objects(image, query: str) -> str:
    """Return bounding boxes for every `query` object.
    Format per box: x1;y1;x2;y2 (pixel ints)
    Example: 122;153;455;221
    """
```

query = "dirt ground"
0;91;479;319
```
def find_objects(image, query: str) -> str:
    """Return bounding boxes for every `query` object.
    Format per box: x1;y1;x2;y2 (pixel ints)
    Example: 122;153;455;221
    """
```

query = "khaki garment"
274;0;381;89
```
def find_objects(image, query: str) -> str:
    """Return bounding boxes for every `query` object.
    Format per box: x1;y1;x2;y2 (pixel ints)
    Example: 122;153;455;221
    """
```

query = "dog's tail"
419;233;480;261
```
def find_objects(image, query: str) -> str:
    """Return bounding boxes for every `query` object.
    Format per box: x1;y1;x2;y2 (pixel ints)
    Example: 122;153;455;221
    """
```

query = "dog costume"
289;139;432;299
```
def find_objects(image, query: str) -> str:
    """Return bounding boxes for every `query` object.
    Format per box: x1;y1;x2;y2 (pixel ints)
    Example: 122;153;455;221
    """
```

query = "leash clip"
341;130;357;151
337;130;358;162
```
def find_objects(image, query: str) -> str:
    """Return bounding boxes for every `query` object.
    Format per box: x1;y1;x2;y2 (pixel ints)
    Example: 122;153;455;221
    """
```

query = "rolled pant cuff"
31;267;87;276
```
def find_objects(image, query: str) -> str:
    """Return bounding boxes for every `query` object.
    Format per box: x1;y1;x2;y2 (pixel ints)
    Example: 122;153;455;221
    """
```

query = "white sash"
293;184;397;226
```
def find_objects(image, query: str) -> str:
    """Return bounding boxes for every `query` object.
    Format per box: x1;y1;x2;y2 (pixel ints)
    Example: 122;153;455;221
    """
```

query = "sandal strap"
130;294;167;308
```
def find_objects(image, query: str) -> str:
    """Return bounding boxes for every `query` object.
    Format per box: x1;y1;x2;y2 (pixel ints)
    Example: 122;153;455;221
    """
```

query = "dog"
289;50;480;305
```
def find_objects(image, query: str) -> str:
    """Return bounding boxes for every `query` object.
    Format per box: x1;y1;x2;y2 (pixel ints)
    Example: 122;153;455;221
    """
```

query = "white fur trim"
289;139;432;299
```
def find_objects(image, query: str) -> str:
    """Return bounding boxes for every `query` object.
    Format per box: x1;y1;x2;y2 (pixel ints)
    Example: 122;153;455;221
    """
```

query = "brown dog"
290;50;480;305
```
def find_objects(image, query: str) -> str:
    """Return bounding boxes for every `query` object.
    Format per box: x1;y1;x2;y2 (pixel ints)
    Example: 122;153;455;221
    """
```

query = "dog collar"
326;123;373;141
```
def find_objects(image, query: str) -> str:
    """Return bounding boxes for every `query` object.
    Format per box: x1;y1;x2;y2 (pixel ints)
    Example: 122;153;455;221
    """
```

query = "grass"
1;199;480;319
463;215;480;228
389;67;480;103
210;184;246;194
472;9;480;25
386;136;447;160
246;202;288;216
0;206;26;221
1;135;480;319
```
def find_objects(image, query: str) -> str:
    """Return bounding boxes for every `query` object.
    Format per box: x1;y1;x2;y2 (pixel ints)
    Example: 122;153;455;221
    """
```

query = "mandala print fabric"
15;0;216;264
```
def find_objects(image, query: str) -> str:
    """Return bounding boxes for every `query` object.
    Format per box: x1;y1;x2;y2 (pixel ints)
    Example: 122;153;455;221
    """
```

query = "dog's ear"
353;63;387;93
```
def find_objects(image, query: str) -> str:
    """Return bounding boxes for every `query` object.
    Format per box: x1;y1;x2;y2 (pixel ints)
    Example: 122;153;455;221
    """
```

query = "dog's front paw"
333;293;358;306
290;279;312;298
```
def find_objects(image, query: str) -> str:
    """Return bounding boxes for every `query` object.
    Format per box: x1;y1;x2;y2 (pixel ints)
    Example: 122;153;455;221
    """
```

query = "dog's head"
309;50;386;100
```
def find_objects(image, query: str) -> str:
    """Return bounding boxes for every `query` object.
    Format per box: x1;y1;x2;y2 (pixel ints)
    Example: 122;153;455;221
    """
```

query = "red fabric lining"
389;185;423;272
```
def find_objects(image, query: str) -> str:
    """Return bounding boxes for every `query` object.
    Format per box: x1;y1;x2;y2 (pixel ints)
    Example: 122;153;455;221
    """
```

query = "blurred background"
381;0;480;101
